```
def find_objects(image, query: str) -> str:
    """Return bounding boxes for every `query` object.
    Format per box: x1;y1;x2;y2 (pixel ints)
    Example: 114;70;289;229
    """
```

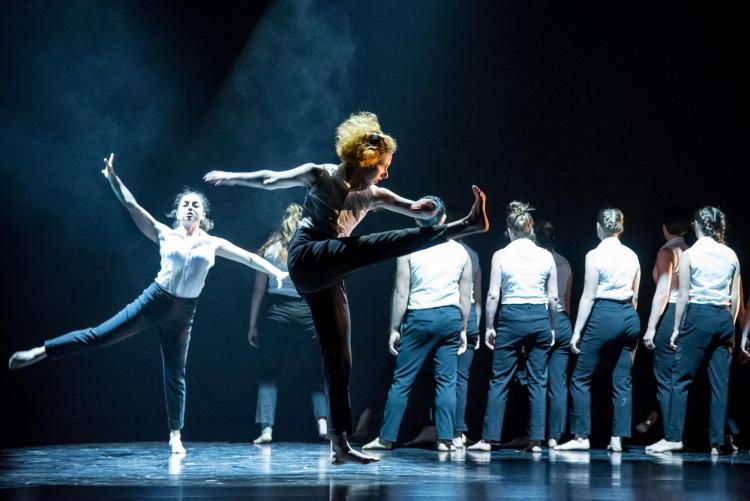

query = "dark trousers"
547;311;573;441
570;300;640;439
653;303;677;437
665;304;734;446
44;282;197;431
255;294;326;426
482;304;552;441
379;306;461;442
455;331;479;434
288;225;449;435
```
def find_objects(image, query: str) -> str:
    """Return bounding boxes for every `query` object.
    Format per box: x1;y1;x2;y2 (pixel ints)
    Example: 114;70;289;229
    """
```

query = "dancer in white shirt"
9;154;287;455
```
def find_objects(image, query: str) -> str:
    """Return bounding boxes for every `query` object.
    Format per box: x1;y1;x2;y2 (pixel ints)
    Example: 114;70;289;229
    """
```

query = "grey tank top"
298;164;374;238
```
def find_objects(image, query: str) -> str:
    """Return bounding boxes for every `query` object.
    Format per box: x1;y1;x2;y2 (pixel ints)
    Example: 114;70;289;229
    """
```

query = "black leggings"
287;225;449;435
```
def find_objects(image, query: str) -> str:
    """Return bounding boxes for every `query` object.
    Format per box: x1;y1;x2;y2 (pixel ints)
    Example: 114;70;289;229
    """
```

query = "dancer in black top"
205;111;489;463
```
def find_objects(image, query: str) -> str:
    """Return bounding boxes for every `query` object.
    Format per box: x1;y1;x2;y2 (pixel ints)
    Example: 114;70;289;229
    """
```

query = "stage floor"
1;442;749;499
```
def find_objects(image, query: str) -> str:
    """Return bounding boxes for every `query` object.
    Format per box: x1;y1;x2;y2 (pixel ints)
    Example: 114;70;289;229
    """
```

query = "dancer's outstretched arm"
215;239;288;288
371;186;437;220
102;153;167;243
204;163;322;190
570;251;599;354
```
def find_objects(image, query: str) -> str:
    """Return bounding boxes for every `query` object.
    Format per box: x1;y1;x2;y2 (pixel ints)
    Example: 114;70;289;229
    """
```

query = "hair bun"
506;200;535;236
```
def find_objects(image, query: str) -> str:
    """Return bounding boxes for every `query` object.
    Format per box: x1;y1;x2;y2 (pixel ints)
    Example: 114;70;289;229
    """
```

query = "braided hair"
693;206;727;243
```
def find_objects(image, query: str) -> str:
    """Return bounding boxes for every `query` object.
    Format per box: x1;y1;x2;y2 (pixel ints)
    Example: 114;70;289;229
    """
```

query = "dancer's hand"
101;153;115;179
411;198;438;217
570;332;581;354
274;271;288;289
740;334;749;361
642;328;656;350
550;329;556;348
484;328;496;350
474;335;481;351
204;170;240;186
668;330;679;350
388;330;400;356
248;325;259;348
458;330;467;355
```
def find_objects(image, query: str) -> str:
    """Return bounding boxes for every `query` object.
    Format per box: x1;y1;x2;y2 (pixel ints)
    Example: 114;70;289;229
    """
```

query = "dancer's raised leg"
290;187;488;294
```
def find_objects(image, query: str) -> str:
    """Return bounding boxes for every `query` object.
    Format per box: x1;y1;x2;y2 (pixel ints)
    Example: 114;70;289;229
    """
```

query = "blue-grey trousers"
482;304;552;442
44;282;197;431
665;303;734;446
380;306;462;442
570;299;640;439
255;293;326;426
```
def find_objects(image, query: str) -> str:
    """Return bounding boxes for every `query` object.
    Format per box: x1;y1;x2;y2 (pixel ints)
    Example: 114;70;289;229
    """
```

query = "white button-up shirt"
155;228;219;298
591;237;640;301
500;238;555;305
407;240;469;310
687;237;739;306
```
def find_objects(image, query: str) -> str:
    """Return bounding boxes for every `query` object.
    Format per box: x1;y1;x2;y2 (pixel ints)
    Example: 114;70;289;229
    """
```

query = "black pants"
665;303;734;446
255;294;326;426
44;282;197;431
547;311;573;441
288;225;449;436
455;331;479;435
653;303;677;437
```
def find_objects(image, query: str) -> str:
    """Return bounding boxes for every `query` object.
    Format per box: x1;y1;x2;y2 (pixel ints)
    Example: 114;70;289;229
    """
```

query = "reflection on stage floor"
1;442;748;499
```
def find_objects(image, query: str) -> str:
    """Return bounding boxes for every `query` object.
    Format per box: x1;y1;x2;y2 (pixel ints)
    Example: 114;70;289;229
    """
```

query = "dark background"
1;0;746;449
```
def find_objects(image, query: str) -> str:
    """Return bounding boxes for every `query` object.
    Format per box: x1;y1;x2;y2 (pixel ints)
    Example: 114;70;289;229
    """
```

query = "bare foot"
448;186;489;239
331;437;380;464
466;185;489;233
9;347;47;370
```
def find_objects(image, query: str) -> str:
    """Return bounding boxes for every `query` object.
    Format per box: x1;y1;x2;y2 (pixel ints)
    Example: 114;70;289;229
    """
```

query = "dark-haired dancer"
249;203;327;444
469;202;557;453
534;220;573;448
205;112;489;463
556;208;640;452
639;207;689;439
648;207;741;455
362;196;471;452
8;154;288;454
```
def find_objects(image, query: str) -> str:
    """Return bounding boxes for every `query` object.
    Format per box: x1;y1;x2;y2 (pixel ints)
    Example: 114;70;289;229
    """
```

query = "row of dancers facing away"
6;109;744;462
353;199;745;456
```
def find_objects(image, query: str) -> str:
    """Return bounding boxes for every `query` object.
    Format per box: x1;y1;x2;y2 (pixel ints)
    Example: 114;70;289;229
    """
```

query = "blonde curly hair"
335;111;397;167
259;203;304;262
